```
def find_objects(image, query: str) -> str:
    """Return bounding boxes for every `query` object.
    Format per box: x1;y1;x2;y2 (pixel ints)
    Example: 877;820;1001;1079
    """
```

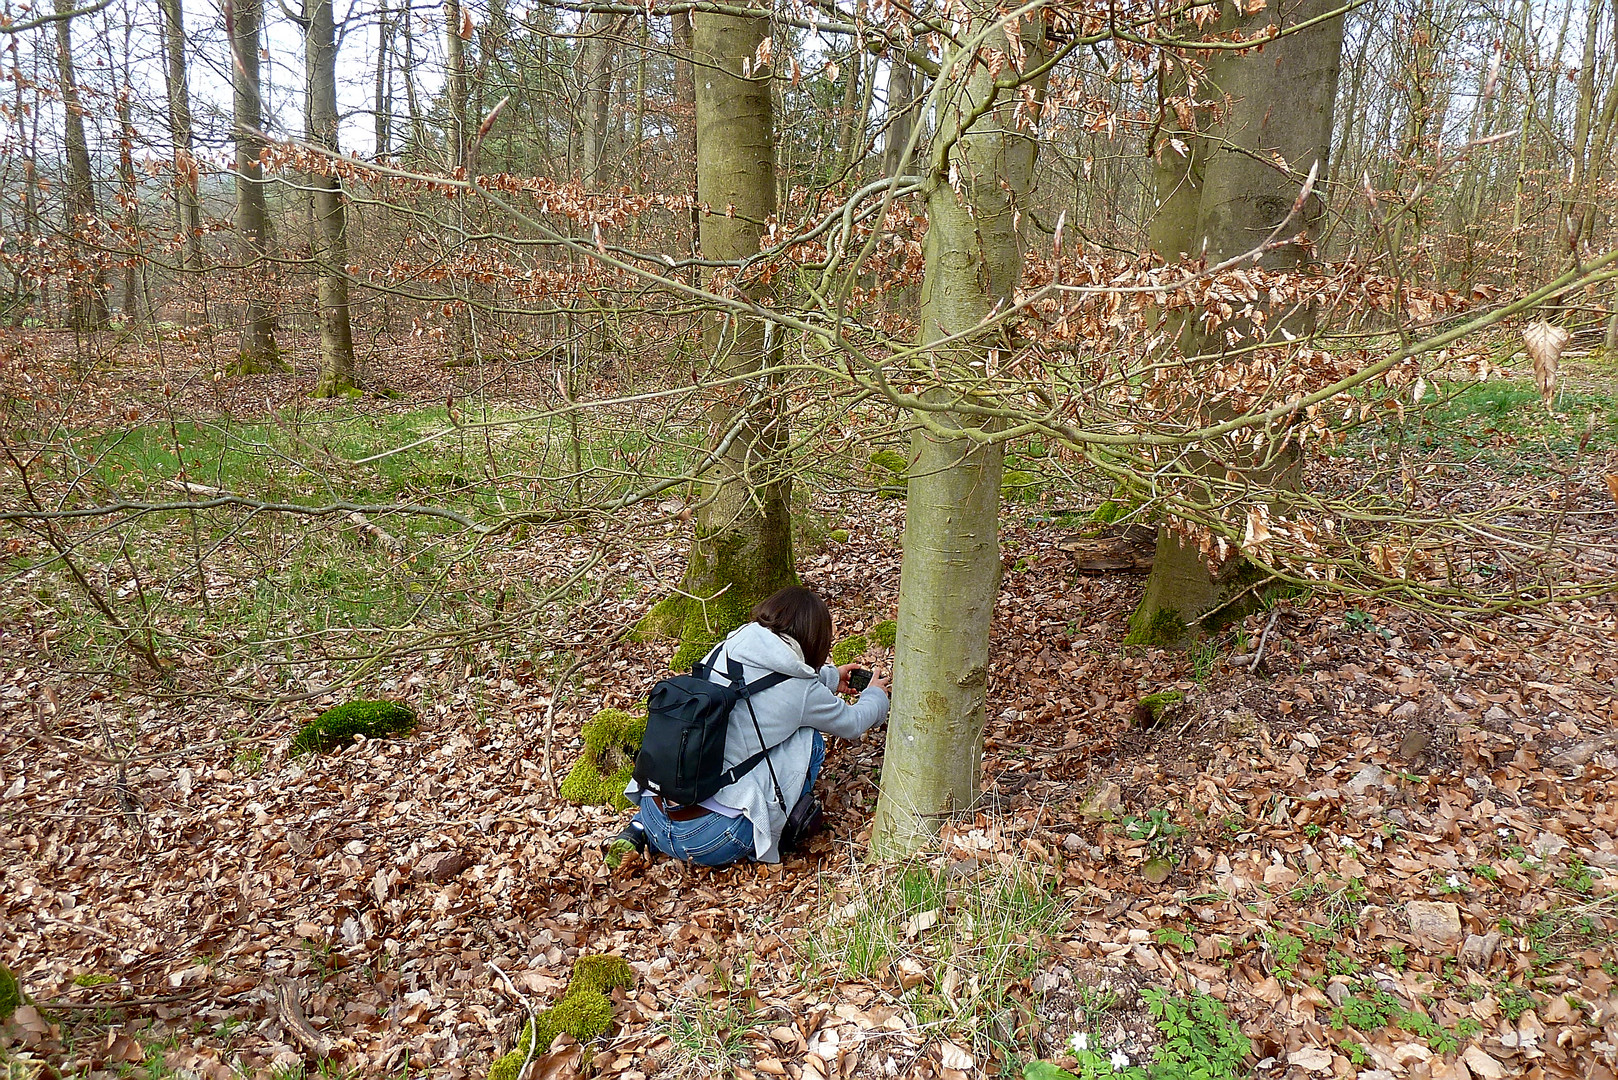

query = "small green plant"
1558;855;1595;895
1263;929;1307;981
1189;642;1219;683
290;700;417;756
1029;990;1250;1080
1325;950;1362;978
1342;609;1375;633
871;619;897;648
1384;943;1408;970
1152;926;1195;952
1331;989;1401;1032
1119;809;1184;854
72;972;117;987
1343;1041;1371;1067
1496;983;1537;1021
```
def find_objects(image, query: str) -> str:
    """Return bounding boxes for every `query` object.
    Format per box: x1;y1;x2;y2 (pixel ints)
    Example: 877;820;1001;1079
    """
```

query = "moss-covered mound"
1000;469;1045;502
487;955;633;1080
559;708;646;810
871;619;897;648
869;449;908;498
828;529;850;544
567;954;634;996
830;635;869;666
290;700;417;757
0;964;22;1020
1133;690;1185;728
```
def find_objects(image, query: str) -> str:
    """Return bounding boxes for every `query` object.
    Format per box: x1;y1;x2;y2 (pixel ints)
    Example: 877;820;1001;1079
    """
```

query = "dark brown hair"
752;586;833;670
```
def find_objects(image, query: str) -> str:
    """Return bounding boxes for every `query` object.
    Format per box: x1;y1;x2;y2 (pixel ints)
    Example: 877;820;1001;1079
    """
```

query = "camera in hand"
848;668;872;691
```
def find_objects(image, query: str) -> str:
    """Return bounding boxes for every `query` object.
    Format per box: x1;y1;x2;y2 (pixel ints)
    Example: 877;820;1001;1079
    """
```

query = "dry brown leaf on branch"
1605;474;1618;507
1521;321;1570;411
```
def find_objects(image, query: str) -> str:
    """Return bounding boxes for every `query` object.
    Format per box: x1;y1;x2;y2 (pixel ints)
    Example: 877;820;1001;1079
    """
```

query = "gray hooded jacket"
653;621;889;862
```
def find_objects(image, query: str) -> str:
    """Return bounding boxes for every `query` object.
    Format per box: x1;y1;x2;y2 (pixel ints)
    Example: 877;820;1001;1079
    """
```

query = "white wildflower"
1447;874;1464;890
1111;1050;1131;1069
1070;1032;1091;1053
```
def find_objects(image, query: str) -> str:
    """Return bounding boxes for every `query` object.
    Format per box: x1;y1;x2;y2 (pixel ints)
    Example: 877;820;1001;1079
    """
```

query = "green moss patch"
290;700;417;757
1124;607;1186;648
828;529;850;544
0;964;21;1020
1133;690;1185;728
1000;469;1045;502
567;954;634;997
559;708;646;811
869;449;908;498
871;619;897;648
831;635;869;665
487;955;632;1080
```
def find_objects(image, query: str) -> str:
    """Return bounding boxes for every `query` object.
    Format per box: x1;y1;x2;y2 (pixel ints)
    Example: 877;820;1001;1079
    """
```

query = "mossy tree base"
227;351;288;376
1126;529;1281;648
311;377;363;399
635;513;797;672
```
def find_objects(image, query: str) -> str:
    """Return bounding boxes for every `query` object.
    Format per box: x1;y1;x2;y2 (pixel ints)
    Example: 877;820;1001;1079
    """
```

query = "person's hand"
835;663;860;694
867;667;888;695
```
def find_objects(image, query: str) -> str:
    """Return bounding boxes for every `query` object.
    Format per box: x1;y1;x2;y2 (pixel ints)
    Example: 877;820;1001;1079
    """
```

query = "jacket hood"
720;622;819;678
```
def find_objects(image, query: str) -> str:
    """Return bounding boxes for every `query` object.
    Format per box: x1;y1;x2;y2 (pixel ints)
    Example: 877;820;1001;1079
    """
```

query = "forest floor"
3;331;1618;1080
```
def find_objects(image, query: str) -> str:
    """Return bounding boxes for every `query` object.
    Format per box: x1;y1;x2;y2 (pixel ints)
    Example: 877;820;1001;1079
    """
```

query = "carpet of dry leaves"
4;333;1617;1080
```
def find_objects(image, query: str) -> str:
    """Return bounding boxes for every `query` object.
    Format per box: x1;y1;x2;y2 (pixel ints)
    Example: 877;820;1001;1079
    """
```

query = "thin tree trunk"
52;0;109;331
444;0;470;170
869;15;1048;857
578;13;618;185
230;0;281;370
882;57;916;178
374;0;392;158
305;0;358;396
671;10;698;268
157;0;203;304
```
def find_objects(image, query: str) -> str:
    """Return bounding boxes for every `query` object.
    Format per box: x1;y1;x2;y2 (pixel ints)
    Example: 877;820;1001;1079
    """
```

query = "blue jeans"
638;732;824;867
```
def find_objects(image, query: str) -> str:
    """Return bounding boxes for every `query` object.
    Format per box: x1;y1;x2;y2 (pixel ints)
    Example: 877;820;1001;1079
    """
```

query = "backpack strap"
711;658;802;806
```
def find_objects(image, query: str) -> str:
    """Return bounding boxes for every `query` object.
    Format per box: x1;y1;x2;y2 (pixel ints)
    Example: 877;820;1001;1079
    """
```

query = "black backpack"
632;648;800;807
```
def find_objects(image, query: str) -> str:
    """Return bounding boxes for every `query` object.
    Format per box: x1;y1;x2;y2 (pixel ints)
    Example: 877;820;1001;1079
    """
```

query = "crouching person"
606;586;888;868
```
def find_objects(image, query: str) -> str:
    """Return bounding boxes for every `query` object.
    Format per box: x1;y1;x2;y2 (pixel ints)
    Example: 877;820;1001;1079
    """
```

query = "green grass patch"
804;859;1067;1064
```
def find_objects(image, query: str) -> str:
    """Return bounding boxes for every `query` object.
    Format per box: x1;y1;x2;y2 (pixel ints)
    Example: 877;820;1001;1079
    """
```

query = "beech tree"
302;0;359;397
228;0;280;371
639;4;797;663
870;8;1050;855
1128;0;1348;647
51;0;108;331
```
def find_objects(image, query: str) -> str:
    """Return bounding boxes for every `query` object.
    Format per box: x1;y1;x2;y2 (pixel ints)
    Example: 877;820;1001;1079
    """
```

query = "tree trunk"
157;0;203;307
52;0;109;331
868;16;1047;857
671;11;699;269
305;0;359;397
639;6;794;658
444;0;470;170
374;0;392;158
230;0;281;371
1128;0;1346;647
578;13;618;185
882;57;916;178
